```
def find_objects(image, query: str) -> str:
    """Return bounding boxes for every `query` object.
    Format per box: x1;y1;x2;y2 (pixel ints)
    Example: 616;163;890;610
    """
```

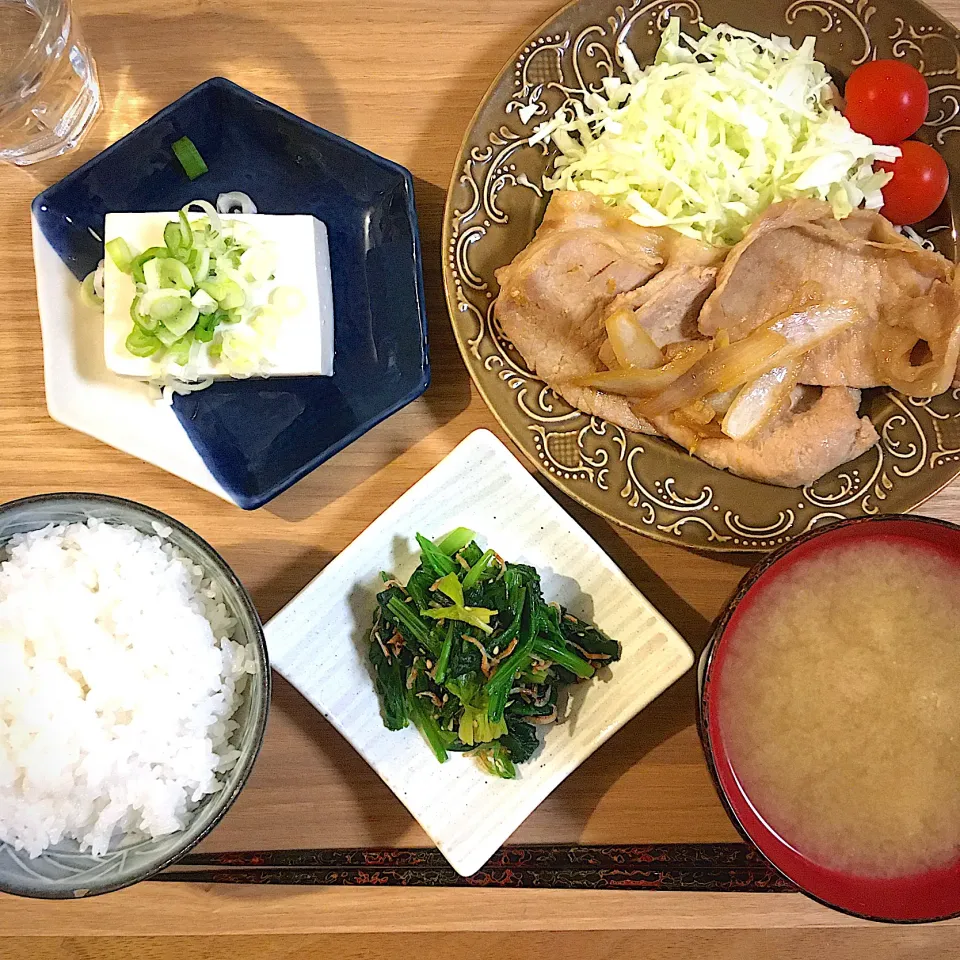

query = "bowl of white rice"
0;493;270;898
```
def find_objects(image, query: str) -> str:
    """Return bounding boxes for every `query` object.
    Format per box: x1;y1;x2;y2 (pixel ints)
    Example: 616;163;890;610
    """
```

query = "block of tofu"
103;212;334;379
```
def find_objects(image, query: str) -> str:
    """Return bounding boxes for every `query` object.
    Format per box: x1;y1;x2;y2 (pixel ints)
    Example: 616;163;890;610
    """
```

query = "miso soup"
718;536;960;878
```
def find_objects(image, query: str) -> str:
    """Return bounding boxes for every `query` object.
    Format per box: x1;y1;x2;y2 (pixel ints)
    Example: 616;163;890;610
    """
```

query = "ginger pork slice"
494;190;720;434
699;199;960;396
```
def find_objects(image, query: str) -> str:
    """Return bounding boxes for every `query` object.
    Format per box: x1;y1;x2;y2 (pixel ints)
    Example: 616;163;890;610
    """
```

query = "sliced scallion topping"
143;258;163;291
155;324;183;348
167;332;195;365
126;326;162;357
111;195;300;377
158;258;194;290
80;271;103;307
163;220;193;260
106;238;135;274
194;313;217;342
190;247;211;284
269;286;306;315
132;247;168;284
162;303;200;338
171;136;208;181
139;288;190;323
190;289;218;314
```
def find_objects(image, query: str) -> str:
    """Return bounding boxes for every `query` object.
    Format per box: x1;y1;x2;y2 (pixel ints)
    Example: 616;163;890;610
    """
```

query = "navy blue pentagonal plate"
32;77;429;509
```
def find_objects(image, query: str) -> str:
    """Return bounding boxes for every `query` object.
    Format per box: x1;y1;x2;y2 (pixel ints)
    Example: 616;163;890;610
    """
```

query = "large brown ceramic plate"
442;0;960;552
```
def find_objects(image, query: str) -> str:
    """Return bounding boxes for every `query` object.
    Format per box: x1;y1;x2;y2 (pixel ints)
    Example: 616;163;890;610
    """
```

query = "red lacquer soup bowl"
699;514;960;923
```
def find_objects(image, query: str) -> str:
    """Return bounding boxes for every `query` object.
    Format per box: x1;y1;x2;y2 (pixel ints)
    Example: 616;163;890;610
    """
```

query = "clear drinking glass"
0;0;100;165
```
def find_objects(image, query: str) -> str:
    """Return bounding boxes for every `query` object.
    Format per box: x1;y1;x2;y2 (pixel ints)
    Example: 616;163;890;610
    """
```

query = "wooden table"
3;0;960;955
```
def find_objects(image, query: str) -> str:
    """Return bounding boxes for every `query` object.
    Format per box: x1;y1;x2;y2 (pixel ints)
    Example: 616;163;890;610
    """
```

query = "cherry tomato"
844;59;929;144
877;140;950;225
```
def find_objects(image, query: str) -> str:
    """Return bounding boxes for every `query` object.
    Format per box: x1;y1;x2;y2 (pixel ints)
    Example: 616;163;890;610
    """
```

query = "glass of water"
0;0;100;165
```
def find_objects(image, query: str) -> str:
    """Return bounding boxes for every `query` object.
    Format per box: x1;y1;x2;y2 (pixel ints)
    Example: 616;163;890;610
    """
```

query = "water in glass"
0;0;100;165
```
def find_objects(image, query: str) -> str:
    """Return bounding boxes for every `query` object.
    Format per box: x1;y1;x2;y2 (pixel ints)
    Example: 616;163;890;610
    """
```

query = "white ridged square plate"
266;429;694;875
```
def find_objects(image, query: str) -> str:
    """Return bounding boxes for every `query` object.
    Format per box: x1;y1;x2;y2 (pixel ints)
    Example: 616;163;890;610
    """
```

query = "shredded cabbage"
531;19;901;245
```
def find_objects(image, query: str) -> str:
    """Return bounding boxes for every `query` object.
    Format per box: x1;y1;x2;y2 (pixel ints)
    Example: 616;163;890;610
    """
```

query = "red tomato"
844;59;929;144
877;140;950;225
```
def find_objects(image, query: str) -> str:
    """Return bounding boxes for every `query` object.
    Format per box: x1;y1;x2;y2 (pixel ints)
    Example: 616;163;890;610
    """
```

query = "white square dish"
266;428;694;876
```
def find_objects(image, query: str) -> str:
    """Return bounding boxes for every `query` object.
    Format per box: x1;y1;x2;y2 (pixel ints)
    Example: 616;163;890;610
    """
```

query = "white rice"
0;519;255;858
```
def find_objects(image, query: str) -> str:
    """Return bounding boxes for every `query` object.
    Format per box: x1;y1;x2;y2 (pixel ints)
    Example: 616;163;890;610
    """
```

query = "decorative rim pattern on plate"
442;0;960;552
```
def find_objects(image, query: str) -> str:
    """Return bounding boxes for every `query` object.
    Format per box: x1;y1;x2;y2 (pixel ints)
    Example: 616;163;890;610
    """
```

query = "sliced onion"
640;303;859;418
704;387;739;415
216;191;258;215
605;309;662;369
598;340;618;370
767;303;860;352
721;362;799;440
570;342;710;395
639;330;788;417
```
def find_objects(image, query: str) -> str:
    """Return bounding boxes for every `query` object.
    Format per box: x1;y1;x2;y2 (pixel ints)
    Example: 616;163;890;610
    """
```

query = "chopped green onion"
115;199;290;373
190;248;211;284
250;304;282;334
80;272;102;307
178;209;193;245
196;279;225;301
163;221;192;259
158;258;194;290
193;313;217;342
268;285;306;315
155;324;182;348
181;199;221;233
217;279;246;310
162;302;200;338
125;326;162;357
171;136;208;181
140;288;190;323
191;289;218;314
143;258;162;290
106;238;135;274
167;333;194;365
132;247;167;284
239;244;277;282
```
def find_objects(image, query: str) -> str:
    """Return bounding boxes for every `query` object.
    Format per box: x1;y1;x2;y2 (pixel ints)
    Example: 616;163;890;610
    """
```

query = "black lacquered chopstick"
156;842;797;891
